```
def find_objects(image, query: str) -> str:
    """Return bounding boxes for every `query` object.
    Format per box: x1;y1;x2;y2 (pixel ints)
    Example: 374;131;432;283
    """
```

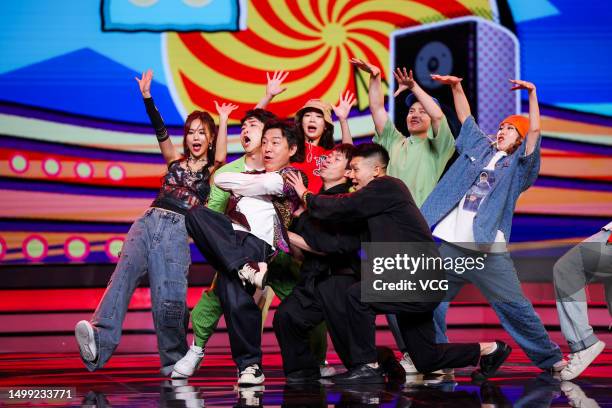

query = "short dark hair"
332;143;356;169
353;143;389;168
241;109;277;126
262;119;305;163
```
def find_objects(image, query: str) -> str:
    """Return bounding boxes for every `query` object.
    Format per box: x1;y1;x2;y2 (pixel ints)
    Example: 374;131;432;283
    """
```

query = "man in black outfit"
287;143;511;384
273;144;363;383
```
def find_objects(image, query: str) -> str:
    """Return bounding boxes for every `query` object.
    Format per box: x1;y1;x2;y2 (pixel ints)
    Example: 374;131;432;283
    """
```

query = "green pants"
190;252;328;364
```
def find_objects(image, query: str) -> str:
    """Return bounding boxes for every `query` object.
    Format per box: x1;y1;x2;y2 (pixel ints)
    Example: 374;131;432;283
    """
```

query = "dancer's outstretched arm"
430;74;470;124
332;90;356;144
350;58;388;135
212;101;238;168
136;69;181;164
510;79;540;156
255;70;289;109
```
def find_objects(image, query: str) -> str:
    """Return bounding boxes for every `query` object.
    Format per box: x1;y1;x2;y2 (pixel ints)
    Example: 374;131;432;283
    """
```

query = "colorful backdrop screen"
0;0;610;265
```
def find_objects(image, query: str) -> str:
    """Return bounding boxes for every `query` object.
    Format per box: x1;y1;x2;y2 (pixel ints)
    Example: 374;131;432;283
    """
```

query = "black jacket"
290;182;363;307
305;176;433;243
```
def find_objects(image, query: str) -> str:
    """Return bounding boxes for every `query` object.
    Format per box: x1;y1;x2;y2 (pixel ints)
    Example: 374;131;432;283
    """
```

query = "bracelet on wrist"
301;190;311;206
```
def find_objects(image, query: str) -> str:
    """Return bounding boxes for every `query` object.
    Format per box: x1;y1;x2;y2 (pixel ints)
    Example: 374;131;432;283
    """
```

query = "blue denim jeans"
84;208;191;374
433;242;563;369
554;229;612;352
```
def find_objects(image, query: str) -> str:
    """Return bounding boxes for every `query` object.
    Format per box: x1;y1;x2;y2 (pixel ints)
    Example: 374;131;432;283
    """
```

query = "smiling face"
320;150;351;184
262;128;298;172
496;122;521;152
240;117;265;154
349;156;380;191
405;101;432;135
185;118;212;159
301;110;326;144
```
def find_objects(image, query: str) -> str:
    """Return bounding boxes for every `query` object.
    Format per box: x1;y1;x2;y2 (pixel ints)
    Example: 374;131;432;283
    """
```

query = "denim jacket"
421;116;541;243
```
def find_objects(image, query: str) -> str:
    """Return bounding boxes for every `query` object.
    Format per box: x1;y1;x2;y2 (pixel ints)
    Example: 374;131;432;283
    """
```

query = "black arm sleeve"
143;97;169;141
305;178;392;221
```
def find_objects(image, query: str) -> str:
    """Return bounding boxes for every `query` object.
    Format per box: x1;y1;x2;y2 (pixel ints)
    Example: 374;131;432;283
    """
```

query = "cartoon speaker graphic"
390;16;520;135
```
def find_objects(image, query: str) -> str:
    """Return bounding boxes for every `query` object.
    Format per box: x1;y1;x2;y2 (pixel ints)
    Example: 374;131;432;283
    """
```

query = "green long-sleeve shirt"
373;116;455;207
206;155;246;213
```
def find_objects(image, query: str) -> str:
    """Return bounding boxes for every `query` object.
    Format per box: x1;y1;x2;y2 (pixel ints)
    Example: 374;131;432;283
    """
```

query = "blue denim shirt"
421;116;541;243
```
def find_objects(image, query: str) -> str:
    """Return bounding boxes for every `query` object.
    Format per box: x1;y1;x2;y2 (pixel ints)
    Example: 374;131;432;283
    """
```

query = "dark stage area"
2;327;611;407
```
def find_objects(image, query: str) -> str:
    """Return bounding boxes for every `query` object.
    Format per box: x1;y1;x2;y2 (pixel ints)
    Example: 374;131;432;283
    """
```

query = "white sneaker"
552;359;568;372
560;341;605;380
400;352;450;375
320;362;337;378
561;381;600;408
238;262;268;289
238;364;265;386
400;352;419;374
172;344;205;378
75;320;97;362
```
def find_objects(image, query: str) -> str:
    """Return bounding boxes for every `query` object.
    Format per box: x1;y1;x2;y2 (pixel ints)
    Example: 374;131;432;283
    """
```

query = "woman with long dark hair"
75;69;237;376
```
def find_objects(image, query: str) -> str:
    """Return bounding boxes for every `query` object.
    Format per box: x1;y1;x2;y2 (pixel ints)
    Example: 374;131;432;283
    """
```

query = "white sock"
485;343;498;355
366;362;379;369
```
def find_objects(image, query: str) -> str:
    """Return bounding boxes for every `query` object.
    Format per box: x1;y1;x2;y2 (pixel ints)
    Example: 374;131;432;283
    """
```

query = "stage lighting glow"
64;236;90;261
75;162;94;179
22;235;48;262
9;153;29;174
105;237;124;261
42;158;62;177
107;164;126;181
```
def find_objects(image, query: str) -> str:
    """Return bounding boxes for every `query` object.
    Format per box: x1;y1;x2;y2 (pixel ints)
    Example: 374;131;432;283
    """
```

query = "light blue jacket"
421;116;541;243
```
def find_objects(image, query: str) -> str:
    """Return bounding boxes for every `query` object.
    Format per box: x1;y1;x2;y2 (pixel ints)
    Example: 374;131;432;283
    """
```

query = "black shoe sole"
333;375;385;385
286;376;321;384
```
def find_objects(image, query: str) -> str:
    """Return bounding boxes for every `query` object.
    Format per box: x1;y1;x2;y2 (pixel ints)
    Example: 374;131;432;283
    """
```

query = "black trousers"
273;275;357;375
346;282;480;373
186;207;273;371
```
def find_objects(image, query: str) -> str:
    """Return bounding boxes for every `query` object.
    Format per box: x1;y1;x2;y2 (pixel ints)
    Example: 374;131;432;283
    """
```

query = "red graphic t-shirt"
292;143;331;193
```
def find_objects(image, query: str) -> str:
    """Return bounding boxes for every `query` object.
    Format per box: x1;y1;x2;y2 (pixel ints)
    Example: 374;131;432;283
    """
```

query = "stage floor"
1;329;611;407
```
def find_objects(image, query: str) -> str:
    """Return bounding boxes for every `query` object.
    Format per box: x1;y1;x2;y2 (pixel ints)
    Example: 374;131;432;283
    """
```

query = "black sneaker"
238;364;265;386
472;340;511;383
332;364;385;384
286;368;321;384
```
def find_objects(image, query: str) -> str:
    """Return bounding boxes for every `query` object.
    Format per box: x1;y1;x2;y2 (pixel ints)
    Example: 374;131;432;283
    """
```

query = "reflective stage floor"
1;328;611;407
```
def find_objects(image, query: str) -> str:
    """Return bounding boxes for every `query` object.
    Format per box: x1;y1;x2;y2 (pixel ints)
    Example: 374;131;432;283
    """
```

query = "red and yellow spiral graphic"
165;0;493;121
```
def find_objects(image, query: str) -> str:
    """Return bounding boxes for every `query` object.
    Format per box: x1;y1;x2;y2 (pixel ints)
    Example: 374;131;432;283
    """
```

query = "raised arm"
395;68;443;133
350;58;388;135
215;171;284;196
255;70;289;109
136;70;181;164
510;79;540;156
430;74;471;124
332;90;356;144
213;101;238;167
